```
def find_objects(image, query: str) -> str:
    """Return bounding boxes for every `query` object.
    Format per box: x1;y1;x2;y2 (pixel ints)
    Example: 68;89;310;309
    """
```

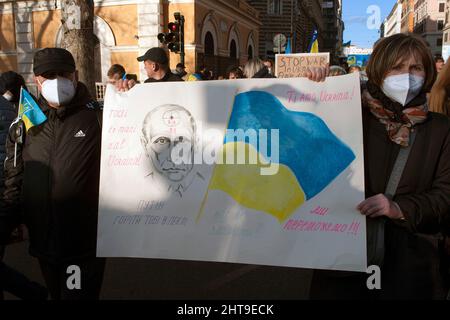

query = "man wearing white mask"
0;48;105;300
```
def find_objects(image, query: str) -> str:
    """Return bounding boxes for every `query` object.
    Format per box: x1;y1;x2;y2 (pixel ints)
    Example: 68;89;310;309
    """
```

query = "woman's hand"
305;64;330;82
357;194;405;220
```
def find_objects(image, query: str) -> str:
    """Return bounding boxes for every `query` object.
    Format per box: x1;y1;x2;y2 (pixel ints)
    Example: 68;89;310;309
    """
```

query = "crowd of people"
0;33;450;300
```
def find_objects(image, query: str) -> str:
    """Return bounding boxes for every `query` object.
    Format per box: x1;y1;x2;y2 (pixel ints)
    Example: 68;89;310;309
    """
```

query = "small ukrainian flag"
308;28;319;53
18;87;47;131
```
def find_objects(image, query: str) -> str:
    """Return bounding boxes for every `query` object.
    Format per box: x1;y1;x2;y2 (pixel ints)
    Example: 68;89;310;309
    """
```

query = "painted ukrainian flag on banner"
19;87;47;131
308;28;319;53
200;91;355;223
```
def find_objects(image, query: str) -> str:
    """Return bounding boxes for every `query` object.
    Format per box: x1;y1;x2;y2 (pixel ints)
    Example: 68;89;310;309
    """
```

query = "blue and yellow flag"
285;37;292;54
308;28;319;53
199;91;355;223
19;87;47;131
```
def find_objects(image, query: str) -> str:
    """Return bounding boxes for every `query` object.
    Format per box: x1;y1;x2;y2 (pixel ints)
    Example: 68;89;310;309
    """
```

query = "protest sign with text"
275;53;330;78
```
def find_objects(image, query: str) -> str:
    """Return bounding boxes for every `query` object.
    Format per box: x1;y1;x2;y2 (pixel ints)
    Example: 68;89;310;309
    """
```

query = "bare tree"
60;0;95;97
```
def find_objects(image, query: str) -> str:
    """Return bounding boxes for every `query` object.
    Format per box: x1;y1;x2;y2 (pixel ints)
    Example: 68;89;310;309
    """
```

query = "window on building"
445;32;448;43
230;40;237;59
439;2;445;12
322;1;333;9
248;45;254;59
437;38;443;47
438;20;444;31
205;32;215;56
268;0;282;15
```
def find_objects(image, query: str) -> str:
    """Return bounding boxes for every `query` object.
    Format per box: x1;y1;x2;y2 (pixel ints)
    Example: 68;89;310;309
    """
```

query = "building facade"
0;0;261;84
413;0;445;56
442;0;450;60
400;0;415;33
383;0;402;37
322;0;344;63
247;0;325;59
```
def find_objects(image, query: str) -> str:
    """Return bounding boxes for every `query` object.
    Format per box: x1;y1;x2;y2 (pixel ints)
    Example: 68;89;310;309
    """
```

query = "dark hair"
107;64;126;78
435;55;445;63
197;66;211;80
227;67;244;79
366;33;436;92
0;71;26;103
263;58;274;67
126;74;138;82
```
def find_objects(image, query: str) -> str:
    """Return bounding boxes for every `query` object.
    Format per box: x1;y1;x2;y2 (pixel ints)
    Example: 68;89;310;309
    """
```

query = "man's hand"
305;64;330;82
357;194;405;220
115;79;137;92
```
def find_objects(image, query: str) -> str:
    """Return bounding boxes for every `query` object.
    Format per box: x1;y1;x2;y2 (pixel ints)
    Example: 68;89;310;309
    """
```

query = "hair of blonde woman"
244;58;265;78
329;65;347;77
429;60;450;115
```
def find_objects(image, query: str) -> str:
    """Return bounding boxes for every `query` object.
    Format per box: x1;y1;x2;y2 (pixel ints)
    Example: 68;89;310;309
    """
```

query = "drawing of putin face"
141;105;196;182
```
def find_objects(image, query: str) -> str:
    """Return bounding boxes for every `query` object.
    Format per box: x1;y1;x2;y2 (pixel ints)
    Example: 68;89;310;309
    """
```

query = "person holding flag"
0;48;105;300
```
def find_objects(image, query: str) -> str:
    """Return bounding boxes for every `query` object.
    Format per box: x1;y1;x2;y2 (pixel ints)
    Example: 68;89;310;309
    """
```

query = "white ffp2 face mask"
381;73;425;106
38;76;76;107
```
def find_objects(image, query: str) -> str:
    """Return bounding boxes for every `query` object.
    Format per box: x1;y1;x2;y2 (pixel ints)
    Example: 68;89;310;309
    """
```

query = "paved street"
4;241;312;300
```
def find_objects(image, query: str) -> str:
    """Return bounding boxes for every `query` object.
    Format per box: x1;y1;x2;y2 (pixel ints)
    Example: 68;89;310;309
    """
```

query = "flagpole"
14;86;23;168
17;86;23;119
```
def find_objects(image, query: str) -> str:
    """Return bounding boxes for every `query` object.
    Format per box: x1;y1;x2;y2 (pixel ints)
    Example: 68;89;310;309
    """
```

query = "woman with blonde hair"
429;57;450;300
243;58;275;79
429;60;450;116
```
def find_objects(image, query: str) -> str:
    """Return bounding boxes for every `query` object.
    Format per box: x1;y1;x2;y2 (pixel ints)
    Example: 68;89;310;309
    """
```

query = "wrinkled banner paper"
97;73;366;272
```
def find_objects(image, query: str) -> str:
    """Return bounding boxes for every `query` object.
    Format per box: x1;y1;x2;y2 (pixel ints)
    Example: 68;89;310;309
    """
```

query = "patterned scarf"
363;81;429;147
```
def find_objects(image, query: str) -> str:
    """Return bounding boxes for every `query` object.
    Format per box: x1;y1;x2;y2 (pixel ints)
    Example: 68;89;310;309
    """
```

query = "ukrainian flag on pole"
18;87;47;131
308;28;319;53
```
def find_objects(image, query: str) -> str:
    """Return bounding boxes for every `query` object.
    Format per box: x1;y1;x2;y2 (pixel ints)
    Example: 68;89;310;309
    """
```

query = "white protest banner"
275;53;330;78
97;73;366;272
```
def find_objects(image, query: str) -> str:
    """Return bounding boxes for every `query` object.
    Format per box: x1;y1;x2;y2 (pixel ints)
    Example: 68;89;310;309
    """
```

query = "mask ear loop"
36;77;44;100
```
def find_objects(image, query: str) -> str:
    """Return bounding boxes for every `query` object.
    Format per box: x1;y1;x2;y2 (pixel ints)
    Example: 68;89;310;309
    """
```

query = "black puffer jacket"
0;97;16;188
0;96;17;244
0;83;102;263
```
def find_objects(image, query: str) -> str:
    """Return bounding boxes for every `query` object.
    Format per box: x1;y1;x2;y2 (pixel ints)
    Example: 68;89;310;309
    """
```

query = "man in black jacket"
116;47;182;92
138;47;183;83
0;48;104;300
